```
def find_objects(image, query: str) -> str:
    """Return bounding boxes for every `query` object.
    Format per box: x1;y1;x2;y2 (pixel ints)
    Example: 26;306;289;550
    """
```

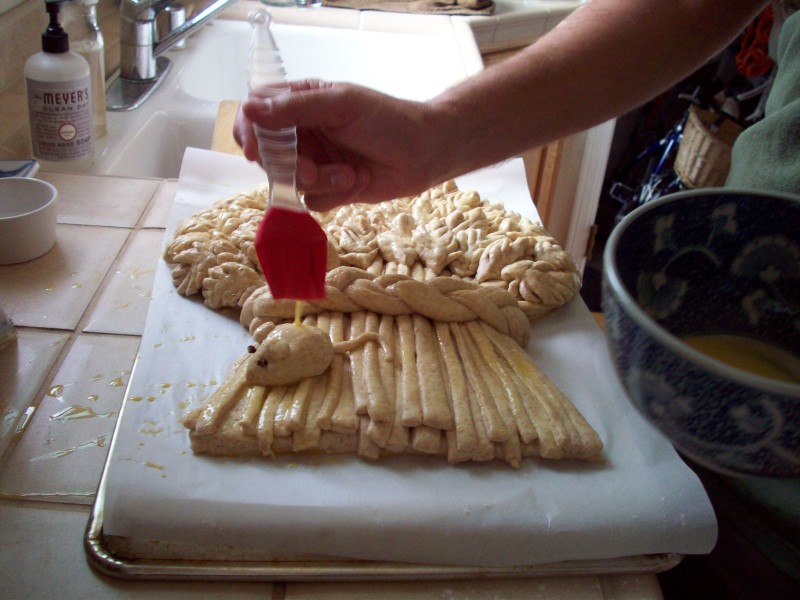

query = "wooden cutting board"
211;100;244;156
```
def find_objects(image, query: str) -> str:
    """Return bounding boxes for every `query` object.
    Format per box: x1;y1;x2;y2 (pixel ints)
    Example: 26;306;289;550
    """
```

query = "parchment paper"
101;148;717;567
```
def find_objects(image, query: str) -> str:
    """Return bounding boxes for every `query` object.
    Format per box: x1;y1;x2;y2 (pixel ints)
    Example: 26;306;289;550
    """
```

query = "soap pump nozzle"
42;0;69;53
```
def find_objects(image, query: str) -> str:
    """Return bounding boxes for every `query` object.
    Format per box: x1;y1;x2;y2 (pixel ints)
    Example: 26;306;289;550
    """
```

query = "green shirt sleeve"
726;10;800;194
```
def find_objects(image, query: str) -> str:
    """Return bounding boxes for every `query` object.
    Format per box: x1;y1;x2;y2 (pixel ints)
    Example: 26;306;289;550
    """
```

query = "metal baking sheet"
86;150;716;579
86;367;682;580
86;449;683;581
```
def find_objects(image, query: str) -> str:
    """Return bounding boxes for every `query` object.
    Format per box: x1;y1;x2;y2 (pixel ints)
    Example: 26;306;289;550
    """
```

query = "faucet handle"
165;2;187;49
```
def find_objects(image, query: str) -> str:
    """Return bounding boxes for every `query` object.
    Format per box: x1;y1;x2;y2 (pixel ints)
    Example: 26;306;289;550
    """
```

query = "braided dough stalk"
396;315;422;428
348;311;369;416
237;385;267;436
284;315;318;434
330;360;359;434
365;315;396;446
293;373;326;452
386;327;410;453
256;386;285;456
364;312;391;424
414;315;455;431
411;425;443;455
316;313;345;430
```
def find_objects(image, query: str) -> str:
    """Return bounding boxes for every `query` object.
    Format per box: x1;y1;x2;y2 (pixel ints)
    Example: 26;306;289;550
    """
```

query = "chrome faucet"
107;0;241;110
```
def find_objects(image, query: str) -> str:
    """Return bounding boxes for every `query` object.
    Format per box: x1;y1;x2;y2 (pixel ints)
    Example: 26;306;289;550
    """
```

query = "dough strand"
256;385;286;456
466;321;538;444
413;314;455;431
293;373;327;452
385;325;410;453
480;322;570;458
450;323;509;443
317;313;345;430
236;385;267;436
330;360;359;434
193;355;249;436
397;315;423;427
364;312;392;424
348;311;370;416
434;321;478;454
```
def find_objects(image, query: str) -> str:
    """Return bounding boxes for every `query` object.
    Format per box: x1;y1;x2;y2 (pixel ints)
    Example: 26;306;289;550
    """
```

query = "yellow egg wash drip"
294;300;303;326
682;334;800;384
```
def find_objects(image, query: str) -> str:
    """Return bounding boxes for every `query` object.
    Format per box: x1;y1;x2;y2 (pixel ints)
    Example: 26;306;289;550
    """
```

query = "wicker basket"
674;105;743;188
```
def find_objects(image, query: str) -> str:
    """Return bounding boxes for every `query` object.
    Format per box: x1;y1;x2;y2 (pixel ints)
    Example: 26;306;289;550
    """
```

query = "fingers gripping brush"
248;10;327;301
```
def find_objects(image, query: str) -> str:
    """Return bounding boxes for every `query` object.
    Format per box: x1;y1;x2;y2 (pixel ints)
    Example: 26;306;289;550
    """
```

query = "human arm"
235;0;767;211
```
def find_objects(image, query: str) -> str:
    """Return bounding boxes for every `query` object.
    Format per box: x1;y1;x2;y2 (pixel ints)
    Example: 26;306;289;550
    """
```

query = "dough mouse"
245;323;334;386
245;323;387;386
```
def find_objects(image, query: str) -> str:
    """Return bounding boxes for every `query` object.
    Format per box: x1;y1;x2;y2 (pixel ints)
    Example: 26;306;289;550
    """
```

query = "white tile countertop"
220;1;584;59
0;173;666;598
460;0;583;53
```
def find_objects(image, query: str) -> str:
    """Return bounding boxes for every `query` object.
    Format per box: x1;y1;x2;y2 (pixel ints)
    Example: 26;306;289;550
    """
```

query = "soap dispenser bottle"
62;0;106;139
25;0;93;173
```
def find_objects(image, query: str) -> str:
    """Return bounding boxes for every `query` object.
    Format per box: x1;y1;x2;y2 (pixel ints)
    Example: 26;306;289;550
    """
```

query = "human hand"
234;80;450;212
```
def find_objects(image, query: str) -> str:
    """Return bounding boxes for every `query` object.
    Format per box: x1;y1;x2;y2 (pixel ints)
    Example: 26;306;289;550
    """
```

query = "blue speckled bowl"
602;189;800;477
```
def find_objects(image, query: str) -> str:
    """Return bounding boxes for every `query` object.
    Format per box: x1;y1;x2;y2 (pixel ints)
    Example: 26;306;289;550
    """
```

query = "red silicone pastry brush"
249;10;327;300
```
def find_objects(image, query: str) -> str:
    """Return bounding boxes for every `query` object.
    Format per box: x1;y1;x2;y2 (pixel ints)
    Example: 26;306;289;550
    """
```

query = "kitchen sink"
99;109;215;180
92;13;480;179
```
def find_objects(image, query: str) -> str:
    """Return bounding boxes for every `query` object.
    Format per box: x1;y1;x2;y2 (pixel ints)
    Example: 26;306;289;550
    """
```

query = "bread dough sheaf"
167;182;601;467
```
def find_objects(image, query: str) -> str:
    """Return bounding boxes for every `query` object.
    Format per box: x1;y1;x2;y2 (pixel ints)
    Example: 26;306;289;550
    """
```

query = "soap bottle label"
26;77;93;162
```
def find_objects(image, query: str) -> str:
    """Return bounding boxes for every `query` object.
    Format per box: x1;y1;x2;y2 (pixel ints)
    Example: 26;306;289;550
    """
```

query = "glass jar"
62;0;107;139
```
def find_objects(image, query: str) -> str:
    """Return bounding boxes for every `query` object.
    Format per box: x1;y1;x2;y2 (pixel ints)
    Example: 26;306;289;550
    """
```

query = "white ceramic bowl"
0;177;57;265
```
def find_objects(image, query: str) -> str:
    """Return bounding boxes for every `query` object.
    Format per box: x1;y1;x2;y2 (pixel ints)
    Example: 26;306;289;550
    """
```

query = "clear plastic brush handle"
248;10;303;212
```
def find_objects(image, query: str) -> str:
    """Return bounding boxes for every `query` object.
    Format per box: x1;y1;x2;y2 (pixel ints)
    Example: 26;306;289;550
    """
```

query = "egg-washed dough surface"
164;181;602;467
